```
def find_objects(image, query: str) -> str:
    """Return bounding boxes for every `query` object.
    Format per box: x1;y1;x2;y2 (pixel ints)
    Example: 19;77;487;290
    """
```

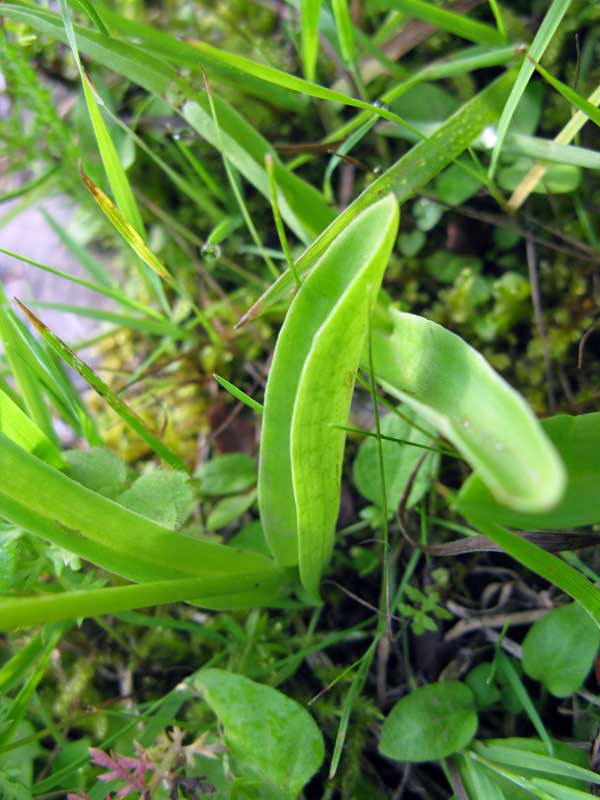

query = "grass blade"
16;302;186;470
464;513;600;627
81;169;174;287
370;0;504;47
301;0;322;82
488;0;572;177
529;56;600;127
0;387;64;468
0;572;284;631
239;69;515;325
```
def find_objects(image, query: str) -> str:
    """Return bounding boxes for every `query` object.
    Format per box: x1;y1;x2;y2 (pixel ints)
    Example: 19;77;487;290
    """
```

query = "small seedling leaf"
190;669;324;799
522;603;600;698
379;681;478;762
118;471;195;529
197;454;257;497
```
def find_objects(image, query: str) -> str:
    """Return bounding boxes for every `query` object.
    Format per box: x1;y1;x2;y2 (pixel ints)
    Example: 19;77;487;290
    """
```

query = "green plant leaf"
258;194;399;596
352;406;439;511
457;413;600;528
118;471;195;529
489;0;572;176
522;603;600;698
0;389;63;469
379;681;478;762
189;669;324;799
206;491;257;531
370;0;504;47
300;0;322;82
64;447;126;499
369;309;565;513
197;454;257;497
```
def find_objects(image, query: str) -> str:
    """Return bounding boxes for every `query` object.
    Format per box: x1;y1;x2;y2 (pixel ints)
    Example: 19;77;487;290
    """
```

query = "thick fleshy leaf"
369;310;565;513
190;669;324;799
258;194;399;596
457;413;600;528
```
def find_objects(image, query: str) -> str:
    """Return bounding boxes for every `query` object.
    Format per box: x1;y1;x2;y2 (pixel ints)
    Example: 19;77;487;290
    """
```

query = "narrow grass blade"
201;69;278;280
239;69;515;325
495;653;553;755
0;284;56;442
489;0;572;177
0;435;279;583
71;0;109;34
301;0;322;81
332;0;357;67
369;310;565;513
213;374;264;414
265;153;301;287
16;302;186;470
28;302;187;338
0;623;67;745
529;56;600;128
0;572;285;631
185;40;426;139
95;1;306;111
81;169;174;286
181;96;335;244
370;0;504;47
504;133;600;169
464;513;600;627
0;245;164;319
259;195;399;596
508;82;600;210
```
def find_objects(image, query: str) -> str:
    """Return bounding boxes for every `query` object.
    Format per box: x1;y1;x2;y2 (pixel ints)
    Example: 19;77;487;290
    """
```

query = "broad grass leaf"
379;681;478;763
369;310;565;513
352;407;439;511
522;603;600;698
457;413;600;528
190;669;324;799
258;194;399;596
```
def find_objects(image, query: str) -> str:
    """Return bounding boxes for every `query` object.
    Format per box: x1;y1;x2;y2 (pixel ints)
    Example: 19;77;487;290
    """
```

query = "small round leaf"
379;681;478;763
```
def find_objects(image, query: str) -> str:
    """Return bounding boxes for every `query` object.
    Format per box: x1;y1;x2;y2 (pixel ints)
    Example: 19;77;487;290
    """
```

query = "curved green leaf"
458;413;600;528
189;669;324;799
259;194;399;595
369;309;565;513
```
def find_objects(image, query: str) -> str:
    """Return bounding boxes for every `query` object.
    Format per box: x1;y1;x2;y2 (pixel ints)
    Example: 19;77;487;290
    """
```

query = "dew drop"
201;242;222;262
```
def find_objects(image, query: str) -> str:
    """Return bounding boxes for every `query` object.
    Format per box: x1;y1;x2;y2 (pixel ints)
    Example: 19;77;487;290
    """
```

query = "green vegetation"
1;0;600;797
